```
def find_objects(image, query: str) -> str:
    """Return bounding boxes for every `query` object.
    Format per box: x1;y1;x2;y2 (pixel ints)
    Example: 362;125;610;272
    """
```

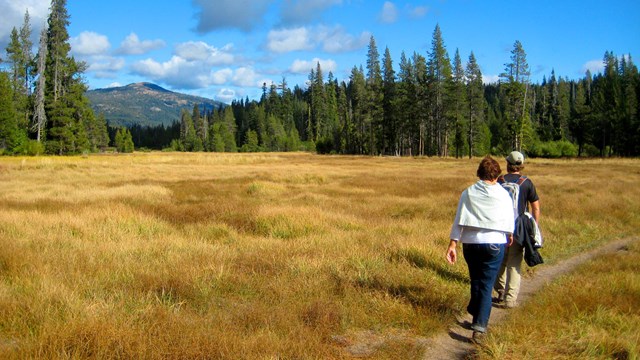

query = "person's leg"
470;243;505;332
493;248;509;301
503;242;524;306
462;244;482;323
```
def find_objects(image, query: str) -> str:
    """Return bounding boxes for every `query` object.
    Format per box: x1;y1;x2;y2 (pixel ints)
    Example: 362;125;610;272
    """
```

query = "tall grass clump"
0;153;638;358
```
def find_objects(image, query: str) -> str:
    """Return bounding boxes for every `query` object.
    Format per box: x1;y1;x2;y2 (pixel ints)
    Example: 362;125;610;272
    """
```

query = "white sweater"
450;180;515;244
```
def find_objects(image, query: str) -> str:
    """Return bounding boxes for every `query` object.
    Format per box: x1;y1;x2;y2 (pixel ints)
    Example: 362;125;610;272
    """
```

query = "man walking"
493;151;541;308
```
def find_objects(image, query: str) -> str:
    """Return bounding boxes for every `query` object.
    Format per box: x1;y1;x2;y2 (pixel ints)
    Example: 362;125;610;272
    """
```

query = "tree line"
168;25;638;158
2;1;638;157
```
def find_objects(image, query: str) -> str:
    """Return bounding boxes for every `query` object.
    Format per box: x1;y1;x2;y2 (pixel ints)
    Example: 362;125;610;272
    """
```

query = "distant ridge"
86;82;224;128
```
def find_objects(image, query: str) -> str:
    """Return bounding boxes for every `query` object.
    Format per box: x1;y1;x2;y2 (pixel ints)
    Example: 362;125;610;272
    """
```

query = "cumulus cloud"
266;25;369;54
216;88;236;103
280;0;343;25
70;31;111;56
582;59;604;75
267;27;313;53
88;56;126;78
107;82;123;88
193;0;271;33
211;68;234;85
174;41;235;65
289;58;337;74
129;39;242;89
380;2;398;24
131;57;260;90
317;25;370;53
232;67;262;87
0;0;49;51
116;33;165;55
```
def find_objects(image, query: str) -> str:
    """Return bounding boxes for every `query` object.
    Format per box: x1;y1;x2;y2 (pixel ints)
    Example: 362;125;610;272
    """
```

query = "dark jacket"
515;214;544;267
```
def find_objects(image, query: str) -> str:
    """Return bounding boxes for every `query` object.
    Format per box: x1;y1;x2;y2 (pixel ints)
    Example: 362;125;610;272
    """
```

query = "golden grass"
0;153;639;359
476;241;640;360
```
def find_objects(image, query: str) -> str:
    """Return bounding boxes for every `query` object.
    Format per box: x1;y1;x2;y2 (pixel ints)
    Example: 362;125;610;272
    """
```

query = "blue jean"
462;243;506;332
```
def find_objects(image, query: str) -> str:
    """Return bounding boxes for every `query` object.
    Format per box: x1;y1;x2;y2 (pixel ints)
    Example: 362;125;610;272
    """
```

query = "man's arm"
530;200;540;223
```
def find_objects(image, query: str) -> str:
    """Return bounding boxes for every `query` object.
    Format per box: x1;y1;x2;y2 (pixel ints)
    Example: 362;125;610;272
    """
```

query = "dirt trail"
420;236;638;360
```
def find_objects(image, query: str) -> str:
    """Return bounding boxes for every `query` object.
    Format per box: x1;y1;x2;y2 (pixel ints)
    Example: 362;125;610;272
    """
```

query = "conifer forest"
1;0;639;157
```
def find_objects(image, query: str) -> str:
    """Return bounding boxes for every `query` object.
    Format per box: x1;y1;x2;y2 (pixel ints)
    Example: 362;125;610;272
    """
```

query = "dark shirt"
503;173;539;215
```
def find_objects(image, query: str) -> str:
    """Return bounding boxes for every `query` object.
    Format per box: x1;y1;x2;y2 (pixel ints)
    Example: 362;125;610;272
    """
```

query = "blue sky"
1;0;639;103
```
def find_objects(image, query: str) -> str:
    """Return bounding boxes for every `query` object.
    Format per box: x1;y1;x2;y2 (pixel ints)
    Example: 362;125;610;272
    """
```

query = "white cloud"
583;59;604;75
0;0;49;51
232;67;261;87
289;58;337;74
317;26;370;53
266;25;369;54
267;27;313;53
193;0;271;33
131;56;198;87
215;88;236;103
129;39;242;89
211;68;234;85
380;2;398;24
70;31;110;56
408;5;428;18
174;41;234;65
107;82;123;88
482;74;500;84
131;53;262;90
116;33;165;55
280;0;343;25
88;56;126;78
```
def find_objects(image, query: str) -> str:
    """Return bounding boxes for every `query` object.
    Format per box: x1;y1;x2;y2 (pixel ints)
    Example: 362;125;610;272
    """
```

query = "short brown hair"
477;156;502;181
506;163;524;173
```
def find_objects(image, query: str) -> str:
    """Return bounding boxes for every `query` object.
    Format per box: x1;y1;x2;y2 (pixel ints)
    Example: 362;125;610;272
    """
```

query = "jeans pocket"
489;244;501;256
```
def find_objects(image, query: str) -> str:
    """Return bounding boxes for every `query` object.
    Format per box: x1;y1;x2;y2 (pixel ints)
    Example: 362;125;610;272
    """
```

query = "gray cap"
506;151;525;165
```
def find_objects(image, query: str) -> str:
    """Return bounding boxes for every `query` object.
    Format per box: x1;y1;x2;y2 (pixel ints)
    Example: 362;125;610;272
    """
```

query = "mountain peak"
128;82;171;93
86;83;224;127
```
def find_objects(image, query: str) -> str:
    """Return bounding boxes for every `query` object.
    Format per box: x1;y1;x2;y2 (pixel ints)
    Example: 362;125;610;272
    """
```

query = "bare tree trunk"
32;25;47;142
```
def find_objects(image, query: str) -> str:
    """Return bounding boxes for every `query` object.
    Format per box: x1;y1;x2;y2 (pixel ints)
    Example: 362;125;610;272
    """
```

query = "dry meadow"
0;152;638;359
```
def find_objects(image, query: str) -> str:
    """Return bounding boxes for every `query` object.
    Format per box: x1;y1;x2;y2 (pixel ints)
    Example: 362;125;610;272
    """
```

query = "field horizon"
1;152;638;359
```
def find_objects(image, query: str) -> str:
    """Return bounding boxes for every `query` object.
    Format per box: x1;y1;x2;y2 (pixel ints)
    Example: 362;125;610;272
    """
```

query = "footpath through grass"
477;239;640;359
0;153;638;359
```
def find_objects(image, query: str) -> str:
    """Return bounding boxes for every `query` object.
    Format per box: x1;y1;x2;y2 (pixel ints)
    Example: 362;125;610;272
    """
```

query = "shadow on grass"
390;248;468;284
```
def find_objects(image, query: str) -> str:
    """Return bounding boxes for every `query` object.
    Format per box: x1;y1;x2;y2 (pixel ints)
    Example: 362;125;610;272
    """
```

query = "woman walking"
446;156;514;342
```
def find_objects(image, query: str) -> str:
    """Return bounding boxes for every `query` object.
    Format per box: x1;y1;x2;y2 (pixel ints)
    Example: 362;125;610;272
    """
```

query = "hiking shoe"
471;331;486;345
491;296;504;304
503;300;517;309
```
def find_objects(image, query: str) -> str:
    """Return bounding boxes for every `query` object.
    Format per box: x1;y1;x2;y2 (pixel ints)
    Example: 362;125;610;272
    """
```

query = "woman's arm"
446;240;458;264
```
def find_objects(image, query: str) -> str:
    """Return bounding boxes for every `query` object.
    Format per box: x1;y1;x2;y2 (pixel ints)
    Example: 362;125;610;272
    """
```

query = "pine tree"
32;25;48;142
620;54;638;155
396;52;414;155
43;0;105;154
221;106;237;152
308;64;326;143
413;52;429;155
179;109;197;151
500;40;531;151
365;36;383;155
447;49;467;158
382;47;397;155
322;73;339;151
427;24;453;156
115;127;134;153
0;72;21;153
193;104;207;150
348;65;367;154
465;51;485;158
